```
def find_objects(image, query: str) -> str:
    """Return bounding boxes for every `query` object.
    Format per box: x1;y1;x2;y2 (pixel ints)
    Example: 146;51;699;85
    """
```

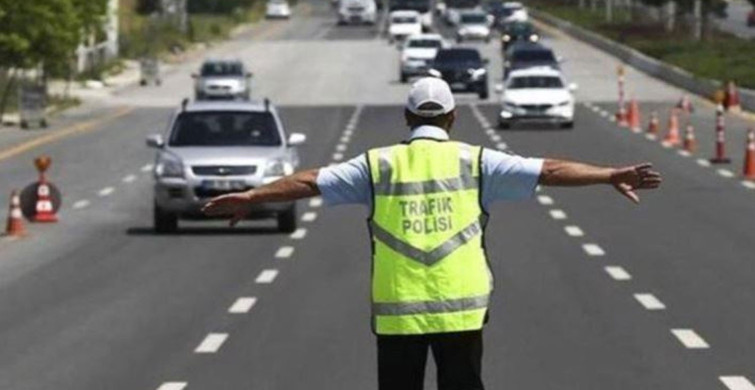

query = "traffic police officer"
202;78;662;390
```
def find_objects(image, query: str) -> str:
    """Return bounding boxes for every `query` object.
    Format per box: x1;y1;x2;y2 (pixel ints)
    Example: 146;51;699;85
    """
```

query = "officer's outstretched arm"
202;169;321;226
538;159;662;204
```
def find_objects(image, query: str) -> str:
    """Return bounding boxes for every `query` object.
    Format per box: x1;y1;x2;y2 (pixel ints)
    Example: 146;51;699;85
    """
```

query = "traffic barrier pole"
662;109;681;146
683;125;697;153
744;128;755;180
710;104;731;164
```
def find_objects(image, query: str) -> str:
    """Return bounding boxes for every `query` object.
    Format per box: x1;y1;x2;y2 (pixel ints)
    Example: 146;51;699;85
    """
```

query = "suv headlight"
264;159;293;177
502;34;511;42
155;153;184;178
468;68;486;80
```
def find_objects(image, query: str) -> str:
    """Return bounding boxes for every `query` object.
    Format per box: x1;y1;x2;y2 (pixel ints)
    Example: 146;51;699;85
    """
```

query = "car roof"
407;33;443;41
459;9;487;15
508;66;562;77
390;10;420;16
502;2;523;7
181;100;274;113
507;41;553;52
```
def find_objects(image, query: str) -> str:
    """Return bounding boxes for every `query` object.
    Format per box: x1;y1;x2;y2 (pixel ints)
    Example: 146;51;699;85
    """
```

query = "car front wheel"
277;204;297;233
154;202;178;233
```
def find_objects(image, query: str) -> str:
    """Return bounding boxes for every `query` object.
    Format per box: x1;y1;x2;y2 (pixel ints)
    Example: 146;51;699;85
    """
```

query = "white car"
399;34;446;83
499;2;527;24
266;0;292;19
338;0;377;25
498;67;576;129
388;10;423;42
456;10;492;42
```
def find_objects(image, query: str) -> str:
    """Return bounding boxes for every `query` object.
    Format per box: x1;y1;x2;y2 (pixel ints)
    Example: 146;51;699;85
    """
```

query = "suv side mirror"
427;69;442;78
146;134;165;149
287;133;307;146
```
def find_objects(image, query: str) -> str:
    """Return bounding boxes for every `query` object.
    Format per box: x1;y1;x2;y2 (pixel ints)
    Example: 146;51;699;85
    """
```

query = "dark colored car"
430;48;489;99
503;42;559;78
500;21;539;51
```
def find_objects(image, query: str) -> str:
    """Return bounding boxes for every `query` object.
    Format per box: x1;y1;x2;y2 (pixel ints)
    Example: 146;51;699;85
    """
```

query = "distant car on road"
399;34;446;83
503;41;560;78
193;60;253;101
498;1;527;25
388;10;423;42
389;0;434;31
266;0;292;19
500;21;539;51
498;66;576;129
443;0;482;26
147;99;307;233
456;10;492;42
429;48;489;99
338;0;377;25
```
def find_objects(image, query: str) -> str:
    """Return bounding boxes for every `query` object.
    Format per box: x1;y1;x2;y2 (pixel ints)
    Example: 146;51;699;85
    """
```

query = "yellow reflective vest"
367;139;492;335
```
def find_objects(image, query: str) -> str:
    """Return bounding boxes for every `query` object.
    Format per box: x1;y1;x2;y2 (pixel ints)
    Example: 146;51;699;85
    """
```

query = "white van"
338;0;378;25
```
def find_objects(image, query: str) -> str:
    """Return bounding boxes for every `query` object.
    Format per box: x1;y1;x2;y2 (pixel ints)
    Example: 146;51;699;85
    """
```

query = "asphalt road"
1;0;755;389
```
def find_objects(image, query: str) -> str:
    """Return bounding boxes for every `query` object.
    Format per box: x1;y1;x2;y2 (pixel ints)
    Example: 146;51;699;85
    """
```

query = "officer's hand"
201;192;252;227
609;163;662;204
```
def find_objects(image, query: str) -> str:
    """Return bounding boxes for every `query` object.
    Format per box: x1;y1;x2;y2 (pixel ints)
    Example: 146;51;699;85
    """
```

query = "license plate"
201;180;246;191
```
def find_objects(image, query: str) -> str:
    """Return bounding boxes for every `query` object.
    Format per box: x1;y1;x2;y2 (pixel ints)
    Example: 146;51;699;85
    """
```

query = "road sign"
18;83;47;129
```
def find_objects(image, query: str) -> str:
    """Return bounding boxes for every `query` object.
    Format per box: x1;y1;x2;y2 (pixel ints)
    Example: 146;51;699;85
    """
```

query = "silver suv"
192;59;252;101
146;99;306;233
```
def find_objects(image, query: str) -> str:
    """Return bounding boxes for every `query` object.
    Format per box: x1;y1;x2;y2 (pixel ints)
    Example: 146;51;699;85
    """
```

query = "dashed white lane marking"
122;174;137;183
604;266;632;280
599;111;609;118
228;297;257;314
289;228;307;240
343;129;353;137
549;209;567;220
671;329;710;349
141;164;154;172
309;197;323;208
717;169;735;178
496;142;508;150
340;135;350;143
661;141;673;149
332;153;343;161
72;200;90;209
645;133;657;140
697;158;712;167
301;212;317;222
742;181;755;189
609;116;617;123
194;333;228;354
720;376;755;390
156;382;187;390
490;134;502;143
275;246;295;258
98;187;115;197
336;144;347;152
564;225;584;237
677;150;691;157
485;128;495;136
582;243;605;256
255;269;278;284
537;195;554;205
634;293;666;310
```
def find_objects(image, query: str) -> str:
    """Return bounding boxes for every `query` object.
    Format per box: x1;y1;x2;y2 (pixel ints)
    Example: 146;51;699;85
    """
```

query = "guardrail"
531;8;755;112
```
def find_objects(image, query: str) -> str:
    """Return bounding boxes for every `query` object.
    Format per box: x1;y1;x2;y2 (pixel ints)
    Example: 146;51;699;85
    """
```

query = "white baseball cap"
406;77;456;118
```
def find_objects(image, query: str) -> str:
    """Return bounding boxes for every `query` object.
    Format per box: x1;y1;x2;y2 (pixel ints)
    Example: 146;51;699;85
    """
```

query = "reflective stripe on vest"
374;146;479;196
373;293;490;316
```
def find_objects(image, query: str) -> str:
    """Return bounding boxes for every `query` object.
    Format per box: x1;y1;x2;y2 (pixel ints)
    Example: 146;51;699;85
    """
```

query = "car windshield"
446;0;479;7
435;49;481;65
508;76;564;89
512;49;556;62
201;62;244;77
507;23;533;34
390;0;430;12
170;111;281;147
408;39;442;48
269;0;287;4
461;14;487;24
392;16;418;23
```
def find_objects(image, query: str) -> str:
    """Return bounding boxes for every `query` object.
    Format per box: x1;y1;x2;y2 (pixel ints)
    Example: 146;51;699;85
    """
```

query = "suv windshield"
170;111;281;147
461;14;487;24
506;23;533;34
435;49;482;66
390;0;430;12
392;16;418;23
201;62;244;77
512;49;556;63
508;76;564;89
408;39;442;48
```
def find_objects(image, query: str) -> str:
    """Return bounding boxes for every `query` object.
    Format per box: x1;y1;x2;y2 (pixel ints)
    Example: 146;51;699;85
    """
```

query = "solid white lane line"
141;164;154;172
677;150;691;157
549;209;567;220
98;187;115;197
697;158;712;167
301;212;317;222
537;195;554;205
122;174;137;183
195;333;228;354
332;153;343;161
582;243;605;256
720;376;755;390
275;246;295;258
156;382;187;390
289;228;307;240
496;142;508;150
255;269;278;284
564;225;584;237
336;144;347;152
717;169;735;178
72;200;90;209
741;181;755;189
228;297;257;314
634;293;666;310
604;266;631;280
309;197;323;208
671;329;710;349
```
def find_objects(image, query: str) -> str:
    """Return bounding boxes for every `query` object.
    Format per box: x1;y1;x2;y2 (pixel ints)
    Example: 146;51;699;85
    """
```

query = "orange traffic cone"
628;99;641;132
616;103;629;127
676;94;694;114
683;125;697;153
647;111;660;137
32;182;58;223
663;109;681;146
744;128;755;180
4;190;27;237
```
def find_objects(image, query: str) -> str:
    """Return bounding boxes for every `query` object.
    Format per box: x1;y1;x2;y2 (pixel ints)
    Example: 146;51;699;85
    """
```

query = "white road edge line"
98;187;115;197
564;225;584;237
720;376;755;390
275;246;295;258
194;333;228;354
671;329;710;349
634;293;666;310
228;297;257;314
255;269;278;284
301;212;317;222
156;382;187;390
604;266;631;280
582;243;606;256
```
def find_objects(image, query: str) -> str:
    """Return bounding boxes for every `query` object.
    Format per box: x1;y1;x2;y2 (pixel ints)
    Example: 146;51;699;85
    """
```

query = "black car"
500;21;539;51
503;42;559;78
430;48;489;99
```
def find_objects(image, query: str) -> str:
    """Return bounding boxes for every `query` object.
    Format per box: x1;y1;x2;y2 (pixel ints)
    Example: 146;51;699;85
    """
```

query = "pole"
710;104;731;164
